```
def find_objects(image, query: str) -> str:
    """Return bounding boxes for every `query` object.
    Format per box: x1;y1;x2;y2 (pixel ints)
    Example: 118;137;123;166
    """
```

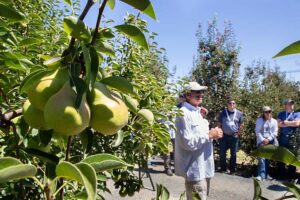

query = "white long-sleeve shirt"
255;117;278;146
175;102;214;181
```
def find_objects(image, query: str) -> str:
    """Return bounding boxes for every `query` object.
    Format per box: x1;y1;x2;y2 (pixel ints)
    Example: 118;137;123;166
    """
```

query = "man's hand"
209;127;223;139
262;139;269;145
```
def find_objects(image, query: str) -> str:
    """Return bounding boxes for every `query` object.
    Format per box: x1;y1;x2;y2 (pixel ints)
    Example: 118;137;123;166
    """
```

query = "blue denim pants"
257;139;275;179
219;134;239;172
278;134;296;179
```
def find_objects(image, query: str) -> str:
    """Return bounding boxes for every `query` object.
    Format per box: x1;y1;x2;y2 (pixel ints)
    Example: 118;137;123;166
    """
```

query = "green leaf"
81;153;131;172
97;41;115;57
43;57;62;69
179;192;186;200
0;158;37;183
0;165;37;183
123;94;138;113
63;16;91;43
156;184;170;200
99;28;114;40
101;76;135;95
153;112;168;120
56;161;97;200
81;43;91;87
90;46;99;86
120;0;156;20
115;24;149;51
111;130;124;147
0;0;13;5
0;3;25;22
107;0;115;9
155;141;168;153
251;145;300;167
283;182;300;199
56;161;83;183
253;178;262;200
252;178;268;200
137;109;154;125
76;163;97;200
97;175;107;182
63;0;72;7
273;41;300;58
19;69;51;94
0;157;22;170
192;192;201;200
19;38;42;47
154;130;170;143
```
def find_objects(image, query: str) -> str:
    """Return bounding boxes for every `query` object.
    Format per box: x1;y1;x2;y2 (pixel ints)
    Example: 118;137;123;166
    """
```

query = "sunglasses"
264;111;272;113
191;95;202;99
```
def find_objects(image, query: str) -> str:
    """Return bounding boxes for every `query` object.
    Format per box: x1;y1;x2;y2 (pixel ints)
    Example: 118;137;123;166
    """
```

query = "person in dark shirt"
277;99;300;180
218;99;244;174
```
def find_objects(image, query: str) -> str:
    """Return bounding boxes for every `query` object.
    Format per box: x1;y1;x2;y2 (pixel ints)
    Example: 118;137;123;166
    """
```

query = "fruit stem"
65;136;72;161
91;0;108;45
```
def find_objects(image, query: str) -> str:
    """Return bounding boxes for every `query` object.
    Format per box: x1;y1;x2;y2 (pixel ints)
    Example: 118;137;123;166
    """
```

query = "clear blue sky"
79;0;300;81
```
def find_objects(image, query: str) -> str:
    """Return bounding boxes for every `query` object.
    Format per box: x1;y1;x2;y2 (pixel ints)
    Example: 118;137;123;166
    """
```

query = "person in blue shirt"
277;99;300;180
218;99;244;174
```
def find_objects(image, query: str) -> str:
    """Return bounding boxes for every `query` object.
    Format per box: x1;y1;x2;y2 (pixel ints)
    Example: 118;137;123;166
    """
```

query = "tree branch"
1;108;22;121
91;0;108;45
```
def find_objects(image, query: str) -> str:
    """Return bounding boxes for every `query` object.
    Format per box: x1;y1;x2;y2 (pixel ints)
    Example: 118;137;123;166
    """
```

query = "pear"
89;82;129;135
27;68;69;110
22;100;50;130
44;81;91;136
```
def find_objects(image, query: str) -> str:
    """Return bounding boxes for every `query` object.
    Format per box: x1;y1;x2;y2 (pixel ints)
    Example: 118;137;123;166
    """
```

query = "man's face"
186;91;204;106
285;103;294;111
227;101;236;110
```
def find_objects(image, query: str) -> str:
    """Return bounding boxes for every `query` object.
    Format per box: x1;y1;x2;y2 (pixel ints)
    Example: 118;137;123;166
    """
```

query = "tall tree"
191;18;240;126
238;60;300;153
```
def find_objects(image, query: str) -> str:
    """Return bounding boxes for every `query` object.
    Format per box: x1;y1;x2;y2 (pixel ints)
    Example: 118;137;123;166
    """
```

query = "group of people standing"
164;81;300;200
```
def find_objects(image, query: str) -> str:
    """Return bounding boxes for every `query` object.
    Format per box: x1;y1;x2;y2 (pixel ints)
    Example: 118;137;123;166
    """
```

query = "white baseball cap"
184;82;208;91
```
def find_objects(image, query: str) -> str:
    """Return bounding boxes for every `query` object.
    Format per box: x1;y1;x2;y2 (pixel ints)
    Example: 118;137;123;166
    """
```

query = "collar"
183;102;199;111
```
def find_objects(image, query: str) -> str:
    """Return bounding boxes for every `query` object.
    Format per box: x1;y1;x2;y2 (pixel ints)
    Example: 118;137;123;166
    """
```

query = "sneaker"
165;168;173;176
256;176;263;181
266;175;273;180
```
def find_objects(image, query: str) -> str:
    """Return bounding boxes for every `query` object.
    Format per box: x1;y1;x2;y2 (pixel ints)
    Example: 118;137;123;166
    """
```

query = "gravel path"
102;158;297;200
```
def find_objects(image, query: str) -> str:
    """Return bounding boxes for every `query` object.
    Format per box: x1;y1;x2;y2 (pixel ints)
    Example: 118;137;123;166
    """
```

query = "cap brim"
191;86;208;91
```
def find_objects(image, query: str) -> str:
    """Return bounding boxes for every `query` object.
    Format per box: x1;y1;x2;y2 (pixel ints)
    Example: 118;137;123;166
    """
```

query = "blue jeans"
257;139;274;179
219;134;239;172
278;134;296;179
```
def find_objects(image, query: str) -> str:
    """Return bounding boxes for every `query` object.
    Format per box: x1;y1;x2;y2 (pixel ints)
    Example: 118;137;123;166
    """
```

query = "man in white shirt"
175;82;223;200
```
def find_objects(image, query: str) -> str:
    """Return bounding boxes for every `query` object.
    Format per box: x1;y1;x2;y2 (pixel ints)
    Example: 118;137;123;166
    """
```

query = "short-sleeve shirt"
277;111;300;136
218;108;244;135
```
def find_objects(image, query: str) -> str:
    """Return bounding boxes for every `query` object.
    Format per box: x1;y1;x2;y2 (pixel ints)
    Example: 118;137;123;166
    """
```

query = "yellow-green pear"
89;82;129;135
22;100;50;130
27;68;69;110
44;81;91;136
